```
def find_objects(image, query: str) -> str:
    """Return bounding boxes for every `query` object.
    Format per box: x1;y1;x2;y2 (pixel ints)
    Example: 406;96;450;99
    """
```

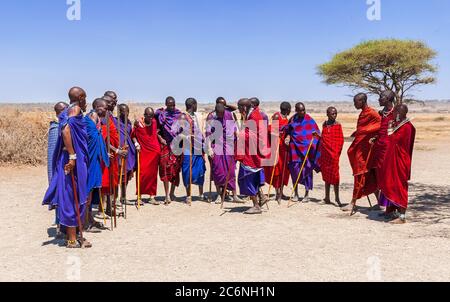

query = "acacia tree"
318;39;438;104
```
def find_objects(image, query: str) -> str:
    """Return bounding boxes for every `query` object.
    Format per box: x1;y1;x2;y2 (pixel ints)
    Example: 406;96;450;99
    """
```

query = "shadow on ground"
408;183;450;224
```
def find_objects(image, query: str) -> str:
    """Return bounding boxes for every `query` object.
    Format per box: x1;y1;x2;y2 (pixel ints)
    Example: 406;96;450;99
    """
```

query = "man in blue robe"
43;87;91;249
83;98;110;232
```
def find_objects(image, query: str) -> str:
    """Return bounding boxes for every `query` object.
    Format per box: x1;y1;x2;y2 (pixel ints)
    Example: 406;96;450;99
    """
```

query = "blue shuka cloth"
43;107;89;228
238;164;265;197
47;121;59;184
112;117;136;173
84;113;110;193
182;155;206;187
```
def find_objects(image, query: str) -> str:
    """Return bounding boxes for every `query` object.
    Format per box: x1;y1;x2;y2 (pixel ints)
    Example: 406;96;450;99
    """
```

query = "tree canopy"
318;39;438;104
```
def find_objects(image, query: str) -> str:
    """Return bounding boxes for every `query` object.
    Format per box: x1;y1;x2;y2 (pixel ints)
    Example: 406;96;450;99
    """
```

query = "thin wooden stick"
220;157;234;209
106;111;114;231
267;134;281;201
137;151;142;209
189;117;193;207
288;138;314;208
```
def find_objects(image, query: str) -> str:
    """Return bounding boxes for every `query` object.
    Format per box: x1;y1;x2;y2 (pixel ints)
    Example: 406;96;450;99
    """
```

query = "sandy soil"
0;103;449;282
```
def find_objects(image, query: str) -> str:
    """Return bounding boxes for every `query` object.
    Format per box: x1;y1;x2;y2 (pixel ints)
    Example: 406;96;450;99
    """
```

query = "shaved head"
250;97;260;108
295;102;306;119
54;102;69;116
354;93;368;110
104;91;117;100
68;87;86;103
68;87;87;112
144;107;154;116
93;98;107;109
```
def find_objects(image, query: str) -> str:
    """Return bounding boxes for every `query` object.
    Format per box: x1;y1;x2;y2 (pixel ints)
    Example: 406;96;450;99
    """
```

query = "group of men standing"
43;87;416;249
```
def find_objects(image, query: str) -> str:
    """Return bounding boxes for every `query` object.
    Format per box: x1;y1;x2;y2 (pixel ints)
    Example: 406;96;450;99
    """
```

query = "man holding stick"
83;98;110;231
179;98;207;204
343;93;381;214
379;104;416;224
206;103;242;204
116;104;135;207
155;97;183;204
43;87;91;249
285;102;321;203
235;98;266;214
132;108;161;204
264;102;292;203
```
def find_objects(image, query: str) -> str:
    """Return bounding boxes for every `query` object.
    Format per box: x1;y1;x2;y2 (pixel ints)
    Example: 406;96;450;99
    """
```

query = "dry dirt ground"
0;103;449;282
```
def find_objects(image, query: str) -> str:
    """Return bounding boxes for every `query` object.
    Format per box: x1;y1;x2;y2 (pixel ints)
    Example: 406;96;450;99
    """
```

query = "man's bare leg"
324;183;332;204
170;183;177;202
334;185;342;207
163;181;171;205
66;227;91;249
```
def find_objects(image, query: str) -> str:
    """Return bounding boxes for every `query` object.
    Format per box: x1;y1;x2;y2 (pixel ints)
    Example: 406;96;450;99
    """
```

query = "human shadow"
42;227;65;247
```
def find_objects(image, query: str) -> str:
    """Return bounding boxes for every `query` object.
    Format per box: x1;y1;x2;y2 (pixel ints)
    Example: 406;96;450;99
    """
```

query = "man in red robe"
235;98;266;214
132;108;161;204
343;93;381;214
379;104;416;224
264;102;291;203
370;90;395;206
316;107;344;207
101;95;127;216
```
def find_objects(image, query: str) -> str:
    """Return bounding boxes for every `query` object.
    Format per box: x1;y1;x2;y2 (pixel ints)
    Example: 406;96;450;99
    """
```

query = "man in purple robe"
206;103;243;204
155;97;183;204
43;87;91;249
116;104;136;205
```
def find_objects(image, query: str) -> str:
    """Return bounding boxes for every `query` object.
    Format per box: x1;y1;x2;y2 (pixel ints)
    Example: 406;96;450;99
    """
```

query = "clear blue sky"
0;0;449;103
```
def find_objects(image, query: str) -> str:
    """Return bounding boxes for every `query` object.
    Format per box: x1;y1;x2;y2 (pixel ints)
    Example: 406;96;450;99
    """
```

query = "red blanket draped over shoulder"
132;118;161;196
101;115;119;194
379;121;416;209
319;122;344;185
235;107;265;169
264;112;290;188
347;106;381;199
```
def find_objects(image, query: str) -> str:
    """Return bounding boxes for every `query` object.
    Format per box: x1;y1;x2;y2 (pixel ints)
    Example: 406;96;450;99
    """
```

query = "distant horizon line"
1;98;450;105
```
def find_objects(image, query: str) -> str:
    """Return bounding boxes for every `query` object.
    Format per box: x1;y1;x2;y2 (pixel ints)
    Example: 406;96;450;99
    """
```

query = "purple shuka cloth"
286;114;321;191
155;108;182;145
43;107;88;228
113;118;136;173
238;165;265;197
289;161;314;191
206;110;238;190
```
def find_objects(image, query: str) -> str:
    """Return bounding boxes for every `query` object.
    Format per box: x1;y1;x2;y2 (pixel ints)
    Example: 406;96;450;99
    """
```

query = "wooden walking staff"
278;149;289;206
266;131;281;203
288;138;315;208
188;116;193;207
123;110;130;219
117;111;124;218
222;109;246;210
106;111;114;231
136;150;142;210
70;171;86;248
